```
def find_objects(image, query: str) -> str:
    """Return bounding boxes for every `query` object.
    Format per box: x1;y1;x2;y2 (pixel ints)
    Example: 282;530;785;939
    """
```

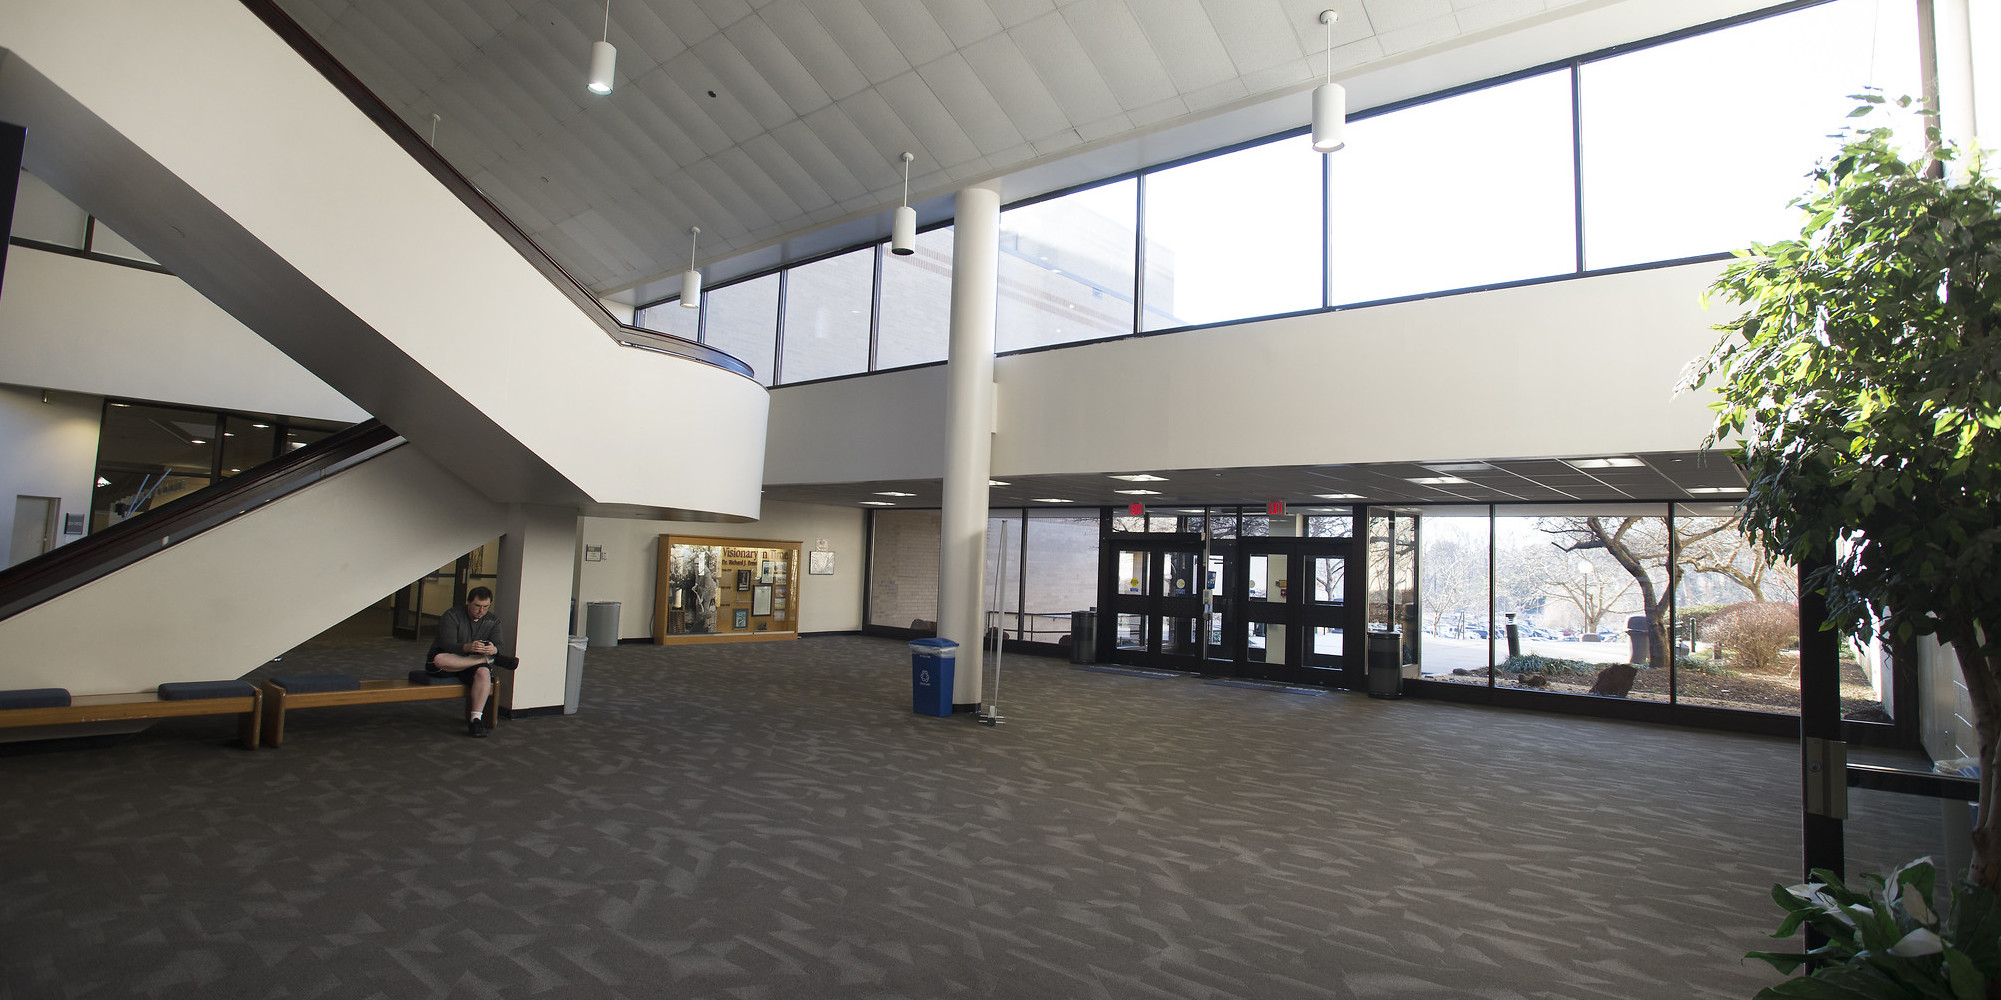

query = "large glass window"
1331;70;1576;304
1493;507;1671;703
634;297;700;341
1418;508;1492;686
1579;0;1922;269
986;510;1025;641
1023;511;1101;647
996;180;1138;353
1673;505;1817;718
702;275;780;386
877;226;955;370
779;247;874;384
1142;138;1323;330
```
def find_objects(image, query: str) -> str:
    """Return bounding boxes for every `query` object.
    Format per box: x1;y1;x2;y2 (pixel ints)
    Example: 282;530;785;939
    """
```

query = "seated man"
426;586;518;738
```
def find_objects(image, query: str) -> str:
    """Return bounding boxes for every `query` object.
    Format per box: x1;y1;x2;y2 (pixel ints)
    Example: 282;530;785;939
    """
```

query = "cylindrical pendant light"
680;226;702;306
587;2;616;95
1311;10;1346;153
891;151;917;255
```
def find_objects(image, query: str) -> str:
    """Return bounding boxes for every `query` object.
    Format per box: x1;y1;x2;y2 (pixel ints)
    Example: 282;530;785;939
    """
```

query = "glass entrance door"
1109;540;1207;671
1230;537;1354;687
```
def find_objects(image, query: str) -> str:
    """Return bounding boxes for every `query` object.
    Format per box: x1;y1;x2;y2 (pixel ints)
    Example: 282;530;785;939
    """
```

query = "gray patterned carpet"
0;630;1943;999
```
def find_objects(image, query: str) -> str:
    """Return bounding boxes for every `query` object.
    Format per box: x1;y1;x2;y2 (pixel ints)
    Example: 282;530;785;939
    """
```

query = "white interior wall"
0;444;505;695
0;247;366;421
763;262;1737;485
577;502;867;639
10;168;85;246
1919;635;1978;765
0;385;99;565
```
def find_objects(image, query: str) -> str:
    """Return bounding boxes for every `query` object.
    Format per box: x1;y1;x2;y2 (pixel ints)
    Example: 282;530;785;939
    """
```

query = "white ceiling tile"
811;0;913;85
1241;59;1316;94
960;33;1070;142
319;18;431;106
604;0;691;72
1454;0;1547;33
985;0;1056;29
984;141;1038;172
1362;0;1454;33
740;133;836;211
557;208;656;273
915;54;1024;156
681;158;772;236
1184;77;1249;112
660;48;767;142
1377;14;1459;53
724;14;834;117
858;77;980;167
801;103;901;191
711;146;807;221
1202;0;1302;75
470;168;553;231
1278;0;1376;53
597;89;696;172
770;119;870;201
1128;95;1188;127
630;66;736;155
926;0;1006;47
1128;1;1238;94
1061;0;1178;111
643;0;723;48
275;0;338;35
859;0;955;66
690;0;755;30
1074;112;1133;142
1031;129;1085;155
760;1;872;101
1008;12;1123;124
691;32;802;130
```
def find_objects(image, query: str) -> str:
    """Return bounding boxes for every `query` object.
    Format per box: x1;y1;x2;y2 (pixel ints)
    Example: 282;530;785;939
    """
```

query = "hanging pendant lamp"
680;226;702;306
587;1;616;95
891;152;917;255
1312;10;1346;153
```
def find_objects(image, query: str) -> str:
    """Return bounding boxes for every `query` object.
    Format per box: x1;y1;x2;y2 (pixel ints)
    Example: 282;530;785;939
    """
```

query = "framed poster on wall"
752;584;772;616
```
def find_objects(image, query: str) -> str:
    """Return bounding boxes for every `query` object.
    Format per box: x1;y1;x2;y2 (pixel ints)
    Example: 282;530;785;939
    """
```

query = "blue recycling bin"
910;637;958;716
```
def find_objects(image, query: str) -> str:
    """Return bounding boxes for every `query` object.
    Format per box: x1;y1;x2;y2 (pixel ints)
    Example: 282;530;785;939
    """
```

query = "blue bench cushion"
269;675;360;694
0;688;72;710
408;670;470;686
156;680;257;701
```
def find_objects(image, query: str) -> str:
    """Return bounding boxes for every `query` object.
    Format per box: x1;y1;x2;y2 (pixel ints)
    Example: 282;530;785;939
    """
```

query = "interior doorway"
9;495;59;567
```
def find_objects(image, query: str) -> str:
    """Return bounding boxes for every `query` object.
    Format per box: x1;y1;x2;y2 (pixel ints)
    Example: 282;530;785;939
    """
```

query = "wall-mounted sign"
1267;501;1286;517
62;514;84;535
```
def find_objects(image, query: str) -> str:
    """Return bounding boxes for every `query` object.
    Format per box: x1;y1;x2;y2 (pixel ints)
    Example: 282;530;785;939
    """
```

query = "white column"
496;503;580;712
939;185;1000;708
1934;0;1978;163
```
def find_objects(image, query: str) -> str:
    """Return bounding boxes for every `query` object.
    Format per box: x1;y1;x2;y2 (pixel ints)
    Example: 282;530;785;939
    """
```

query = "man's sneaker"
492;655;520;671
468;720;488;738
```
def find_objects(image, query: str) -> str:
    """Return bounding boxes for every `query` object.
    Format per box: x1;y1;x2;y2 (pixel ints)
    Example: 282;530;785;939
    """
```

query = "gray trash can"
585;601;621;648
1069;610;1096;664
1366;632;1403;699
564;635;587;714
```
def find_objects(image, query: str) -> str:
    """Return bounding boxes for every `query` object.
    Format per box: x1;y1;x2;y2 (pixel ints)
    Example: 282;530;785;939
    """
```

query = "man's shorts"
424;655;488;684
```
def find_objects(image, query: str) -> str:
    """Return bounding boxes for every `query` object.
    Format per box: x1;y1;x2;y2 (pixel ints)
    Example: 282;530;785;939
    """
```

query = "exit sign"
1268;501;1285;516
1129;503;1143;516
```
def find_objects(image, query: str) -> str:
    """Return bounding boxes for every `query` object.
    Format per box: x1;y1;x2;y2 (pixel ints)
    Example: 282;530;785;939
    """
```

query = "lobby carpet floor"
0;632;1941;999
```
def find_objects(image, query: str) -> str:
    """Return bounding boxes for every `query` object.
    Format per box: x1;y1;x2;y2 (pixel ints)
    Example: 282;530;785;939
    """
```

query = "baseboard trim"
504;705;565;720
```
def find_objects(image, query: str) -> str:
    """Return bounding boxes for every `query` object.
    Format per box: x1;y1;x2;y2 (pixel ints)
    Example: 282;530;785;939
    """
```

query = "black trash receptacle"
1367;632;1403;699
1069;611;1096;664
910;638;957;716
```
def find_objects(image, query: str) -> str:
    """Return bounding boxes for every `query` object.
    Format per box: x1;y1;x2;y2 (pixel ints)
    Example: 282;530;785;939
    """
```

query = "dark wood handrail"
0;420;403;622
235;0;755;383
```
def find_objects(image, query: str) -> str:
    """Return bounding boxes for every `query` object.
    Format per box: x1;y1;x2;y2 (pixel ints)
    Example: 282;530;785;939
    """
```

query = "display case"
653;535;802;644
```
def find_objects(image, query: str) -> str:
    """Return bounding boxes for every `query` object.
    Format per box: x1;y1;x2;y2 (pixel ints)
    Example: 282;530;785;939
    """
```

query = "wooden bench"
0;684;262;750
259;675;498;748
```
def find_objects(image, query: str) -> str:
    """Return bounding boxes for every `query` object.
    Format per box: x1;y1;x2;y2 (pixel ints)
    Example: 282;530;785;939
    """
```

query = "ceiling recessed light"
1686;487;1746;494
1030;498;1074;503
1423;463;1491;473
874;491;916;497
190;439;207;445
988;480;1010;487
109;402;129;407
1314;493;1363;500
860;500;895;506
1407;477;1467;485
252;423;270;429
1109;474;1168;482
1567;457;1646;469
228;468;240;474
1114;489;1161;495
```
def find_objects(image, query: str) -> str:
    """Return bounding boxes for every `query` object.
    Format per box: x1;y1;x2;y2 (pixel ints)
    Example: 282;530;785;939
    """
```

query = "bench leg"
261;683;287;748
485;685;498;730
239;688;262;750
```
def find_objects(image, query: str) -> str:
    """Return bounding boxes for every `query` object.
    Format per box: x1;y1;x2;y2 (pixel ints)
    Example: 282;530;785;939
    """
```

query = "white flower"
1888;927;1944;957
1900;883;1936;925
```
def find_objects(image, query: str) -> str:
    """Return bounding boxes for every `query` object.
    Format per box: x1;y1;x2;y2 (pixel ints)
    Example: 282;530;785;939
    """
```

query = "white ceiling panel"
759;1;873;101
959;33;1070;142
859;0;957;67
914;54;1025;156
276;0;1678;295
810;0;913;85
1007;12;1123;125
1129;2;1239;95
